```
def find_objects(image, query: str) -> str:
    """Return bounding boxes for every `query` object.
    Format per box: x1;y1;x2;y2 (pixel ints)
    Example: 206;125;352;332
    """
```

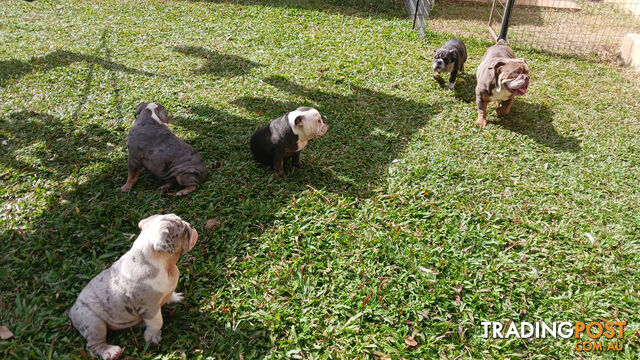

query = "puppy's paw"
274;169;286;179
168;292;185;303
144;329;162;344
447;82;455;90
157;183;173;192
294;160;304;168
495;107;510;117
476;118;487;128
94;345;122;360
176;186;197;196
120;184;132;192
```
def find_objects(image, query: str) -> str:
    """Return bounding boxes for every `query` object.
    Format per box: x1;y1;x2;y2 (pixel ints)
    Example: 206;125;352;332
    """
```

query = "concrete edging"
620;33;640;71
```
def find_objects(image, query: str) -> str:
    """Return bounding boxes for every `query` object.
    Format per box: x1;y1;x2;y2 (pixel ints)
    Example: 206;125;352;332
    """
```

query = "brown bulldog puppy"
120;102;208;195
475;39;530;127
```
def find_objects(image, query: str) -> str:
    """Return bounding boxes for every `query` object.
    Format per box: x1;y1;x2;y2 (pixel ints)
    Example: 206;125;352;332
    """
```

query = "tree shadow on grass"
0;111;121;180
452;72;476;103
0;49;155;88
189;0;407;19
493;100;581;152
172;45;262;77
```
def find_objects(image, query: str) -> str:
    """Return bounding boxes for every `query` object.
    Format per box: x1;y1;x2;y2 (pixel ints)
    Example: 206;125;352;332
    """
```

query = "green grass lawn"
1;0;640;358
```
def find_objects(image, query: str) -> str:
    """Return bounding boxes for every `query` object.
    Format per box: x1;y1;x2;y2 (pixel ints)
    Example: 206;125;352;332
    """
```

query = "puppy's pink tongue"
513;87;527;96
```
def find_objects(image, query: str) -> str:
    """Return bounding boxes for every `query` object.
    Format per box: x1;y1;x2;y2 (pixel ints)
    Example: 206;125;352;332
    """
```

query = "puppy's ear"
449;49;458;60
153;229;177;254
135;102;147;117
294;115;304;127
152;220;187;254
488;59;506;71
155;104;169;123
138;214;160;230
489;59;506;84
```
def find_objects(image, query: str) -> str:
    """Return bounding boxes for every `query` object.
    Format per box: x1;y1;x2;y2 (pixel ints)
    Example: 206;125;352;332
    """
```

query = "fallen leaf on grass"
205;219;221;231
0;325;13;340
361;292;372;307
404;335;418;348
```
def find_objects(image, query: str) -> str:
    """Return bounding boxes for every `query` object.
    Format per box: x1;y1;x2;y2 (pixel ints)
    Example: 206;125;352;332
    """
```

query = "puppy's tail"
496;39;507;45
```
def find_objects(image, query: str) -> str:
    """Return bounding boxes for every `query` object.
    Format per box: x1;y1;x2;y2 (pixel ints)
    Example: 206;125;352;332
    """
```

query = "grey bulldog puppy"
250;107;328;178
120;102;208;195
475;39;530;127
433;38;467;90
69;214;198;360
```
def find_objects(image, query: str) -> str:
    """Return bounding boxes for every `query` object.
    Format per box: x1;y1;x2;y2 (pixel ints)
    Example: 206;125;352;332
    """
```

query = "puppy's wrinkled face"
134;102;170;124
290;107;328;139
139;214;198;256
495;59;530;96
433;48;456;72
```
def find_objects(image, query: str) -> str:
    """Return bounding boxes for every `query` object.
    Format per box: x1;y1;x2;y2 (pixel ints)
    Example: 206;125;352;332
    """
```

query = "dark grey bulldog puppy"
120;102;208;195
433;38;468;90
250;107;328;178
69;214;198;360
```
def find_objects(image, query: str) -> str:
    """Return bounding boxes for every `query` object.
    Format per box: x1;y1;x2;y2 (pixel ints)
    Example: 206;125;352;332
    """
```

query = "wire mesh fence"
487;0;640;59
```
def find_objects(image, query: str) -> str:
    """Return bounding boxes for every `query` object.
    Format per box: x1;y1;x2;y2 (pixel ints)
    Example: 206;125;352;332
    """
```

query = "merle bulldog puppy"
475;39;530;127
250;107;328;178
433;38;467;90
120;102;208;196
69;214;198;360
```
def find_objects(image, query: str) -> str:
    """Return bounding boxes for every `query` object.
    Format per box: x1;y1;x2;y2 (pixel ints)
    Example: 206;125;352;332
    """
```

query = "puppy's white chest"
434;62;454;73
489;87;513;102
443;63;454;73
296;139;308;151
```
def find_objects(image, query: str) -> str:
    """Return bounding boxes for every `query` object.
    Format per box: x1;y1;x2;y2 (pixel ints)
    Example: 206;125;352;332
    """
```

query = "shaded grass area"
1;0;640;359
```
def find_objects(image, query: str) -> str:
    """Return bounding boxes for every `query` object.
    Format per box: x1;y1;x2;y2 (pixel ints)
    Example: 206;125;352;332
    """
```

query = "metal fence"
405;0;434;36
488;0;640;58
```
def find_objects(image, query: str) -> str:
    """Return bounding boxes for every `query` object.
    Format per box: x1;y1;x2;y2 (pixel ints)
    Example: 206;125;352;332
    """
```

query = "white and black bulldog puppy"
69;214;198;360
433;38;467;90
475;39;530;127
120;102;208;196
250;107;328;178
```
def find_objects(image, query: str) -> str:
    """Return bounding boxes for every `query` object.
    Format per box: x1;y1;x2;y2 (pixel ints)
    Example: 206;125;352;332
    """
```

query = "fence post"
498;0;516;40
413;0;421;29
